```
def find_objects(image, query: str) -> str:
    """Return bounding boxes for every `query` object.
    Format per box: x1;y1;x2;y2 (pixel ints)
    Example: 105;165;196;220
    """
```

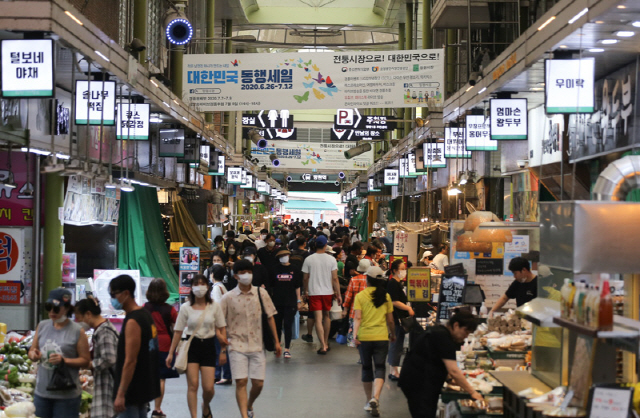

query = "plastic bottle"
479;302;488;317
591;286;600;329
577;282;588;324
572;281;584;321
585;285;597;327
567;282;576;320
560;279;572;319
598;275;613;331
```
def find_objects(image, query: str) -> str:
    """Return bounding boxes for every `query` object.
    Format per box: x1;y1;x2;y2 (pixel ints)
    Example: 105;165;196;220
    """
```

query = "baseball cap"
276;249;291;258
357;259;371;273
316;234;328;247
46;288;73;305
420;250;433;260
366;266;386;279
243;247;257;256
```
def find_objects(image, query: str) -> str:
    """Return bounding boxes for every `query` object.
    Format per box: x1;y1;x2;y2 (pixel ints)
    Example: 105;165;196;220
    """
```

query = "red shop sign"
0;281;20;304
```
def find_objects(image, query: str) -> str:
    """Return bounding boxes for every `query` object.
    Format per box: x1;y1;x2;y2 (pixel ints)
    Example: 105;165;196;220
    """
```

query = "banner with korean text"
251;141;373;170
183;49;444;111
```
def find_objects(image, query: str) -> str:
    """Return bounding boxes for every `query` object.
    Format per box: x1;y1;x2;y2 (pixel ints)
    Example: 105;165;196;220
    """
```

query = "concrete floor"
160;338;413;418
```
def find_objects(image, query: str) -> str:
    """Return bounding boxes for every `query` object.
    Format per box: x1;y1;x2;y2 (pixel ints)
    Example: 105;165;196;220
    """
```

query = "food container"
464;359;476;369
474;350;488;357
485;397;503;409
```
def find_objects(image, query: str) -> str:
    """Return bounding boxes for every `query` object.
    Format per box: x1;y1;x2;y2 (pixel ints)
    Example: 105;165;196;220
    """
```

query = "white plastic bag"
330;300;342;321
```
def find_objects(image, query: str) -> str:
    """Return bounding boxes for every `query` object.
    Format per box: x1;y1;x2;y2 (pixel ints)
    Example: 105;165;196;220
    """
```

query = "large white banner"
183;49;445;111
251;141;373;170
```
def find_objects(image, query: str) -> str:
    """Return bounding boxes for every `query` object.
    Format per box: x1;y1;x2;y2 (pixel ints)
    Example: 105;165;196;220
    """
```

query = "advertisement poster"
183;49;445;111
528;106;564;167
93;269;141;317
62;253;77;283
63;175;120;226
179;247;200;271
0;151;36;226
251;141;373;170
0;281;21;304
568;60;639;162
407;267;431;302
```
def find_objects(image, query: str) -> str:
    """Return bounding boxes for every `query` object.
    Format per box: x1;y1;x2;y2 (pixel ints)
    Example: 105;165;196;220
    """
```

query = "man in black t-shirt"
110;274;160;416
399;311;482;418
243;247;270;289
489;257;538;315
344;241;363;282
269;250;303;358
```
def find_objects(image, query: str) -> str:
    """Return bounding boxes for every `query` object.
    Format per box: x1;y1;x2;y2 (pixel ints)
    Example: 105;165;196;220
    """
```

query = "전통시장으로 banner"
183;49;444;111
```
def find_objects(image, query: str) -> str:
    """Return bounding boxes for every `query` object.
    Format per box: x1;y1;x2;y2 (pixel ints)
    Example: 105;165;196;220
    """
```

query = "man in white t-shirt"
433;244;450;271
301;234;341;354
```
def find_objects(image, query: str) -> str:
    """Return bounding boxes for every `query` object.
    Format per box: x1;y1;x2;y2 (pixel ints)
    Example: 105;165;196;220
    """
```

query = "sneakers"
369;398;380;417
364;402;372;412
301;334;314;343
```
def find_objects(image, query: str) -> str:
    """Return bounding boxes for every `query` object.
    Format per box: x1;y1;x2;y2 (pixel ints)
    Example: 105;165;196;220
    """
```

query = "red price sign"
0;281;20;304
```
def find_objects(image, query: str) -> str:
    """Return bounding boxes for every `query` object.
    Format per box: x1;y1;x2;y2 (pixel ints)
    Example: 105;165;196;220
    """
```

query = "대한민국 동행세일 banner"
183;49;444;111
251;141;373;170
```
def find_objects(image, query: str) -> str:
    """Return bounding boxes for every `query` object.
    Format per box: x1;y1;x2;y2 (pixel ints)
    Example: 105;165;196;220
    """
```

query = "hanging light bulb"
447;183;462;196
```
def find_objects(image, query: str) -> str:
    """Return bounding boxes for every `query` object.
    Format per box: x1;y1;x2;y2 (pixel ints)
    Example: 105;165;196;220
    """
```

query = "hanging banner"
75;80;116;125
422;142;447;168
251;140;373;170
1;39;54;98
444;127;471;158
241;174;254;189
407;153;418;176
407;267;431;302
545;58;595;114
490;98;527;140
466;115;497;151
568;61;639;163
183;48;445;111
116;103;150;140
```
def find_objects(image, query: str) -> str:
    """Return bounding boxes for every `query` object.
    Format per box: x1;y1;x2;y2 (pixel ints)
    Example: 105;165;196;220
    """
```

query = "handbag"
257;288;275;352
400;316;421;333
174;305;208;374
46;363;77;391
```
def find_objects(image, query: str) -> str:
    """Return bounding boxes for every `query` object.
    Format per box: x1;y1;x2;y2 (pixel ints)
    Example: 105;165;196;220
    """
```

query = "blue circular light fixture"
257;138;268;149
272;159;281;167
338;171;346;179
286;175;292;182
166;18;193;45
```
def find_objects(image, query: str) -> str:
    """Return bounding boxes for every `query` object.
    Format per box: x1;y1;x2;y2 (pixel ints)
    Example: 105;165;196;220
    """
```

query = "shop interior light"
537;16;556;30
120;180;135;192
478;87;487;95
601;39;619;44
615;31;635;37
94;50;110;62
447;183;462;195
568;8;588;24
589;48;605;52
105;176;117;189
64;11;84;25
458;171;468;185
632;21;640;27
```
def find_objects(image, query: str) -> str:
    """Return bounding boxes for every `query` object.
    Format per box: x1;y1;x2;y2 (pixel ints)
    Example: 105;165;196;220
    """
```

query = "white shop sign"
116;103;150;140
490;98;527;140
1;39;54;98
465;115;497;151
444;127;471;158
545;58;595;114
422;142;447;168
228;167;243;184
75;80;116;125
384;169;399;186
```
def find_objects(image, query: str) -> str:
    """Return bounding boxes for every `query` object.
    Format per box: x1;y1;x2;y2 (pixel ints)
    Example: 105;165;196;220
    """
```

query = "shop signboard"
241;174;254;189
0;280;20;304
199;145;210;175
0;152;36;226
545;58;595;114
465;115;497;151
444;127;471;158
568;61;639;163
116;103;150;140
368;177;380;192
384;169;399;186
407;153;417;176
490;98;527;140
257;180;267;194
1;39;54;98
436;275;467;322
393;230;419;265
183;48;445;111
228;167;243;184
0;228;23;283
177;138;199;163
215;155;225;176
422;142;447;168
75;80;116;125
251;140;373;170
407;267;431;302
399;158;417;178
179;247;200;271
159;129;185;157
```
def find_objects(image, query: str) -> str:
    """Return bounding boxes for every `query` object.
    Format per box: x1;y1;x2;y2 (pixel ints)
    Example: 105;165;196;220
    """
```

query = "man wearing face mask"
489;257;538;316
254;229;269;250
269;249;302;359
221;260;281;418
243;247;269;289
257;233;280;273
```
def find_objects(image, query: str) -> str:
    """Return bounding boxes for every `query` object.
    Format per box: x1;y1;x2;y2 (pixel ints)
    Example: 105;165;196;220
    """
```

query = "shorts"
228;350;266;380
187;336;217;368
308;295;333;312
158;351;180;379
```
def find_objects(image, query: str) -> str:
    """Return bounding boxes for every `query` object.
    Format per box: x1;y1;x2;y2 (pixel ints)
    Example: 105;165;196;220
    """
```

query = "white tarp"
183;49;445;111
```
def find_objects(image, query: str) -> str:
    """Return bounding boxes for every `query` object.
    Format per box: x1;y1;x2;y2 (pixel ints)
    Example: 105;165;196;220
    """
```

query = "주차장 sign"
183;49;444;111
490;98;527;140
545;58;595;114
1;39;54;98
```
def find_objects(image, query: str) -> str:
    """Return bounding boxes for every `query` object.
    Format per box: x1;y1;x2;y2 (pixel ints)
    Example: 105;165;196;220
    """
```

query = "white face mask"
192;286;208;298
238;273;253;285
397;270;407;279
261;235;266;240
244;255;255;263
228;249;236;255
214;262;223;266
54;315;68;324
279;256;290;264
267;241;276;248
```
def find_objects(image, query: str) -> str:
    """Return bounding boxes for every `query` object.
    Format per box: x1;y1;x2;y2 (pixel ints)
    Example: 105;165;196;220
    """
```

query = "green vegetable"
7;354;24;365
3;367;18;386
79;391;93;414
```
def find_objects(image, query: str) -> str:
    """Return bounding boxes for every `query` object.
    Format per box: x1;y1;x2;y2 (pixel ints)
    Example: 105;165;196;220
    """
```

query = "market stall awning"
284;200;339;211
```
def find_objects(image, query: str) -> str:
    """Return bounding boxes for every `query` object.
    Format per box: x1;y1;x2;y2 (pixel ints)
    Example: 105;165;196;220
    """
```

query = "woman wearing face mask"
225;242;241;291
257;233;280;272
385;260;414;382
75;297;119;418
212;235;225;252
269;249;302;359
166;275;228;418
28;288;91;418
210;265;233;385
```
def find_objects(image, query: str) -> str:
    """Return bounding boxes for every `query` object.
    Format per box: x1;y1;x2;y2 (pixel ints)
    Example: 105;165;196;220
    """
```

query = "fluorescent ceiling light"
617;5;626;8
632;21;640;27
163;101;170;107
558;45;568;48
538;16;556;31
150;117;163;123
454;107;459;112
568;8;588;24
65;11;84;25
94;50;110;62
530;87;544;91
588;48;605;52
601;39;619;44
465;85;474;92
595;20;605;24
478;87;487;94
615;31;635;37
150;79;159;87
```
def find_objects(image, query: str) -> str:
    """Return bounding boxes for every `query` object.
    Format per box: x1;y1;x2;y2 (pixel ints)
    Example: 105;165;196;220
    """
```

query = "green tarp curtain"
351;202;369;242
169;197;210;251
387;200;397;222
118;186;179;295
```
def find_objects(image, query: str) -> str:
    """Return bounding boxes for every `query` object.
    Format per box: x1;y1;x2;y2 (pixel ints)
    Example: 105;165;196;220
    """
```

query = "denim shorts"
34;394;81;418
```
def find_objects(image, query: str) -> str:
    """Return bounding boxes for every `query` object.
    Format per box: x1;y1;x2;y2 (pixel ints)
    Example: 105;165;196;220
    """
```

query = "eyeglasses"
109;290;122;298
44;303;61;313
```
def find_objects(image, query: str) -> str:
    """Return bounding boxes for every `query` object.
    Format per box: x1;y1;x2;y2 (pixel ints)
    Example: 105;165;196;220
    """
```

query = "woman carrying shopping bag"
166;275;228;418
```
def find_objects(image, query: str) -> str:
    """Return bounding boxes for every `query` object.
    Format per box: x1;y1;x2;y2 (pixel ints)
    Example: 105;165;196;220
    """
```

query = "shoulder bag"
257;288;275;352
174;305;208;374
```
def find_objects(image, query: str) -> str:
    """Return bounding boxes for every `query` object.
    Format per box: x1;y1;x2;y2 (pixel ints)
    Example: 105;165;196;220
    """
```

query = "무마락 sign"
183;49;444;111
568;60;639;163
75;80;116;125
1;39;54;97
116;103;150;140
422;142;447;168
384;169;399;186
545;58;595;114
490;98;527;140
251;141;373;170
444;127;471;158
466;115;497;151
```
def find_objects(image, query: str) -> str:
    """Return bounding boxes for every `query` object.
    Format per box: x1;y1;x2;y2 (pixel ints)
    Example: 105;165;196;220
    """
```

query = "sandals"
284;350;291;359
202;404;212;418
316;348;327;355
216;379;232;385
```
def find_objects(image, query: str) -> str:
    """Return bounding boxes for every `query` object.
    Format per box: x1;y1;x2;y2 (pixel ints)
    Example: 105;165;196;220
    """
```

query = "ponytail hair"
367;276;389;308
